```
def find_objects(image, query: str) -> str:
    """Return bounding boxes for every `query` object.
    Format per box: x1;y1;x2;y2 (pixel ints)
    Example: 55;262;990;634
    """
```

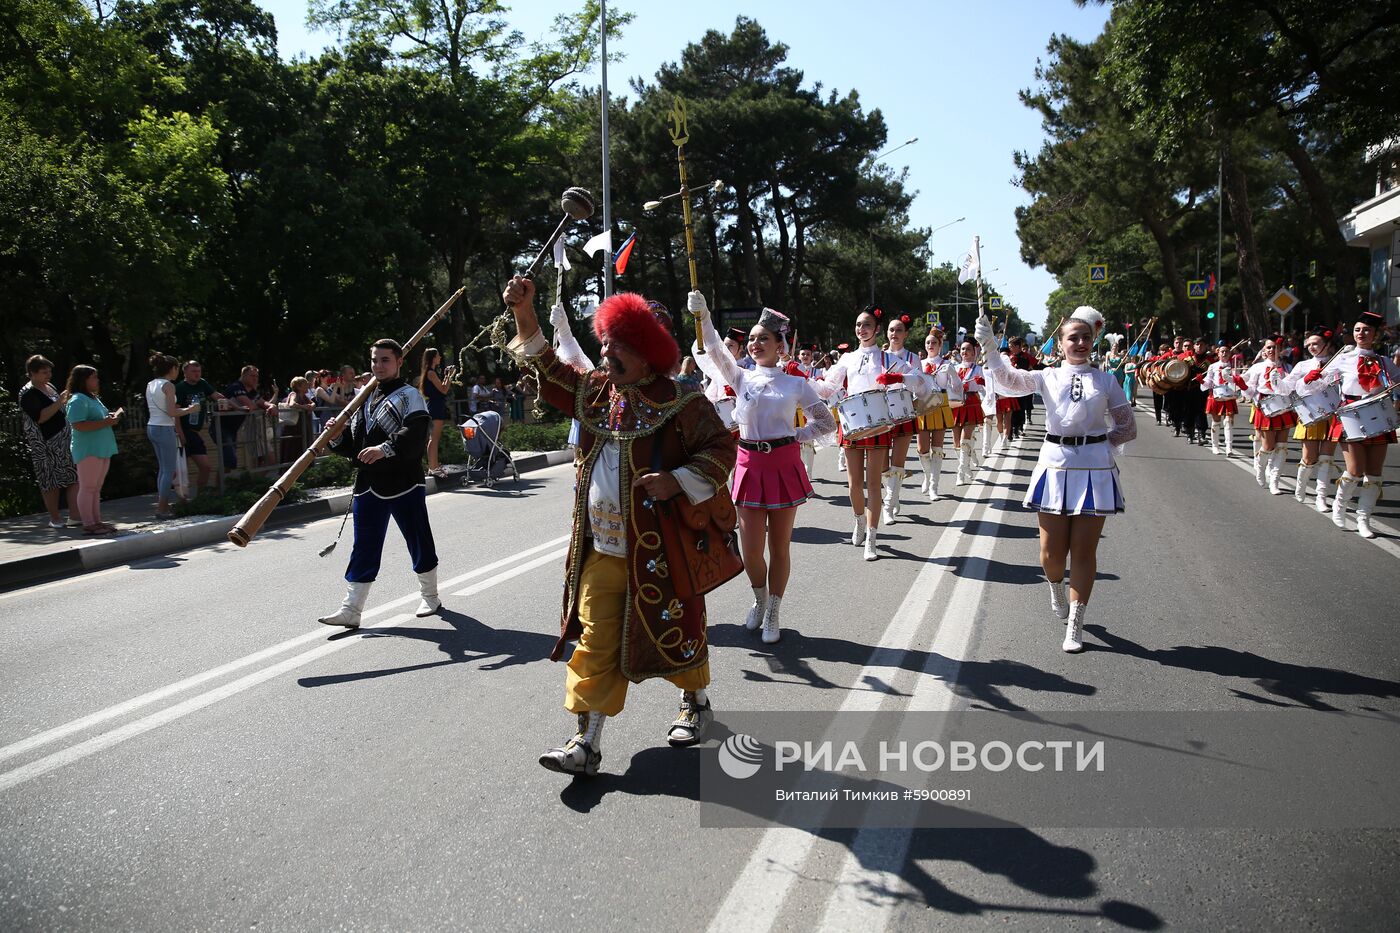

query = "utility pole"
600;0;614;297
1215;150;1223;340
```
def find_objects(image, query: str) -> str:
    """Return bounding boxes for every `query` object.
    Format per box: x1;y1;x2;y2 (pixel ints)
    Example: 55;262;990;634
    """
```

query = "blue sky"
255;0;1111;325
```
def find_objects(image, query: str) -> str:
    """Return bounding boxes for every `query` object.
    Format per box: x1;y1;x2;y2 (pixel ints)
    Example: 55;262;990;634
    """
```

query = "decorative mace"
667;96;705;354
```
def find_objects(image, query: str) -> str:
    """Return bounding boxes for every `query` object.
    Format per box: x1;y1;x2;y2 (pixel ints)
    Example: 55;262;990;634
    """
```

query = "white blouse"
922;357;966;402
696;320;837;444
1200;361;1241;398
1243;361;1291;399
1318;347;1400;397
1282;355;1328;395
983;356;1135;450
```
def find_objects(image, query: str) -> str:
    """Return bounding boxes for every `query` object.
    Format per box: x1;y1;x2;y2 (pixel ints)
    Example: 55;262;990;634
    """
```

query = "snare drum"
1337;388;1400;442
1258;392;1292;418
1211;385;1239;400
885;385;918;423
1289;383;1343;425
713;396;738;432
836;389;893;440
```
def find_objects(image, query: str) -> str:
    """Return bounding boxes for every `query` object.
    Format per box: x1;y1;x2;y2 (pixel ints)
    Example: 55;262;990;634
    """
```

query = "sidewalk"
0;450;574;592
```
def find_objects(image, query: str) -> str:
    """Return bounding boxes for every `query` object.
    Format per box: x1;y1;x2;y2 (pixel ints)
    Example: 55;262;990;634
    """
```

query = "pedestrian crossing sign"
1188;280;1207;300
1088;263;1108;283
1268;287;1300;315
989;296;1003;311
925;311;940;327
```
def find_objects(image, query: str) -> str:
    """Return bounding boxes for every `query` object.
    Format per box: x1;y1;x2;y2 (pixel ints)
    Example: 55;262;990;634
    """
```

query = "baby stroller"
459;410;519;488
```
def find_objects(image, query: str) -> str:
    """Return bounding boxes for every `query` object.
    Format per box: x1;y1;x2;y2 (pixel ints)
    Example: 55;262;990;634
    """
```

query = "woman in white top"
145;352;200;517
1242;338;1296;494
1281;327;1340;512
1197;344;1242;457
1310;311;1400;537
881;314;923;523
690;294;836;643
976;307;1136;654
916;328;961;502
951;338;987;485
817;307;931;561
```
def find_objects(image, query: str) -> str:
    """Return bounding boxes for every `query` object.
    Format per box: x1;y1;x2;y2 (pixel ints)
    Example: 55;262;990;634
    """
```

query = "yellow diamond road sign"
1268;287;1300;315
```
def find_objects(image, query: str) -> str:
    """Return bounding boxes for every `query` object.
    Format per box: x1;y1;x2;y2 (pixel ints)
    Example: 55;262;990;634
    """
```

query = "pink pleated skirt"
732;442;812;510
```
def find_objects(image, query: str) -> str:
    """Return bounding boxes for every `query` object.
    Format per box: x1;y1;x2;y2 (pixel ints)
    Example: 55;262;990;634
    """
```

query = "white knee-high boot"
1223;418;1235;456
1254;449;1268;487
881;470;898;524
1314;458;1333;512
927;450;945;501
1294;462;1315;503
1356;477;1383;539
957;440;974;485
917;451;934;493
1208;420;1221;455
1332;472;1359;528
1267;448;1286;495
980;420;994;460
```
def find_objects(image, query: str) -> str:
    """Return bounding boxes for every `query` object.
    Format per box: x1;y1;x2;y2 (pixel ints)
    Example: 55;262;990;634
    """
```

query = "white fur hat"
1069;305;1105;334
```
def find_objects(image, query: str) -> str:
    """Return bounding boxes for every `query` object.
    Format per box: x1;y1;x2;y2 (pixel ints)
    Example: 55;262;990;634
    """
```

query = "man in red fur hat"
501;275;738;777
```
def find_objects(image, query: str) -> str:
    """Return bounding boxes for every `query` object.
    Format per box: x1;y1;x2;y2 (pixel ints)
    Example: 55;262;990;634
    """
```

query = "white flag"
552;235;571;271
582;230;612;259
957;237;981;285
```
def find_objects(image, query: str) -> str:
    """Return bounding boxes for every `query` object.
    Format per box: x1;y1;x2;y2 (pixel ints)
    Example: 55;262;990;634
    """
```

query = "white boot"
539;712;604;776
318;580;372;629
1048;580;1069;620
1063;601;1086;653
917;451;934;493
1253;449;1268;487
958;440;975;485
1332;472;1359;529
892;468;907;517
851;515;866;546
1208;420;1221;455
415;567;441;616
1294;463;1315;503
863;526;879;561
745;586;768;631
1222;420;1235;457
761;594;783;644
1267;448;1285;495
980;421;994;460
800;443;815;478
1356;477;1382;539
837;448;847;472
1314;459;1332;512
881;470;898;524
927;450;945;501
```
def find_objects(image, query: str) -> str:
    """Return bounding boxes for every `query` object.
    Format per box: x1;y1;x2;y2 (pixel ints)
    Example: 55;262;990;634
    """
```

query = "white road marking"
0;536;568;767
0;546;567;793
706;439;1021;933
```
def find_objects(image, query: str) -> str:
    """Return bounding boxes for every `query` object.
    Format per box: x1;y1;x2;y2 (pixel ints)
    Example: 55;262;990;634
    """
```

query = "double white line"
0;536;570;793
707;439;1024;932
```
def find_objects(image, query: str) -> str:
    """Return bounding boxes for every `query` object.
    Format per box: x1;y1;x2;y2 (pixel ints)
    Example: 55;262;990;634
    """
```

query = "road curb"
0;449;574;591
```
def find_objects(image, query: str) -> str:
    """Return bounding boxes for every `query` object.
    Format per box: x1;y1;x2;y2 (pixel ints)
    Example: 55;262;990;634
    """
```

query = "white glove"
973;313;995;351
549;301;568;331
687;290;709;322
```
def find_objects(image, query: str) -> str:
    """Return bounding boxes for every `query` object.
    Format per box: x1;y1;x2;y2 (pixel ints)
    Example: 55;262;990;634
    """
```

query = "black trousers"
1152;390;1165;423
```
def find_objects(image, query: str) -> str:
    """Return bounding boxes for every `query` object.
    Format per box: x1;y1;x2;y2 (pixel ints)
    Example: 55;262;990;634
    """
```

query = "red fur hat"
593;292;680;375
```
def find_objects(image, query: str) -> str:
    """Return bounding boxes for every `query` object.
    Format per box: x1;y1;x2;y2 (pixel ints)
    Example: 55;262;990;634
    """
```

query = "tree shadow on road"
296;608;556;688
556;722;1159;929
1086;626;1400;711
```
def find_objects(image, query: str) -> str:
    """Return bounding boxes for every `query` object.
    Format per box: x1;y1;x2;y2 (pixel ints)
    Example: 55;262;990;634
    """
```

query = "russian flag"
613;232;637;275
1207;272;1216;293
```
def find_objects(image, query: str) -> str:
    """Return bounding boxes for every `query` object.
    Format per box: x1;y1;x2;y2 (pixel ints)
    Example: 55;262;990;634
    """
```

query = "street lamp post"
868;136;919;305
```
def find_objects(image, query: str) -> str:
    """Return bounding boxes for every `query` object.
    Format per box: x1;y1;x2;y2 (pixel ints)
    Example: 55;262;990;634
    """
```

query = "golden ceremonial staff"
667;96;704;354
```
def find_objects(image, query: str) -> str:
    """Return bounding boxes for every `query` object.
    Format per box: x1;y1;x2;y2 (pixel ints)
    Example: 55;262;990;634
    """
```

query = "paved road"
2;409;1397;931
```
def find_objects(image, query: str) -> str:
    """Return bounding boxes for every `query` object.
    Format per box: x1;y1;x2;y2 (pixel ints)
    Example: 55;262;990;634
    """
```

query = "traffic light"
1206;311;1215;320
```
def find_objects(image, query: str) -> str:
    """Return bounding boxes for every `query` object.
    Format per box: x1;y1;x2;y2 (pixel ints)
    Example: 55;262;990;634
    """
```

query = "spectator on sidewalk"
223;365;277;472
490;377;508;418
312;369;340;431
64;364;121;535
175;360;226;492
419;347;453;478
19;354;79;529
469;373;491;415
509;376;527;422
279;376;316;462
146;353;201;518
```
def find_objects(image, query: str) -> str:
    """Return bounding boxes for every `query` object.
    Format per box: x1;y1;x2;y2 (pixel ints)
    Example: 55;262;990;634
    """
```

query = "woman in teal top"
64;365;122;534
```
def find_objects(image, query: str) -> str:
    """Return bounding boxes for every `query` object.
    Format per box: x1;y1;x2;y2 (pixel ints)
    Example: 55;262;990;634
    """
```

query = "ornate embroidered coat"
530;347;736;681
